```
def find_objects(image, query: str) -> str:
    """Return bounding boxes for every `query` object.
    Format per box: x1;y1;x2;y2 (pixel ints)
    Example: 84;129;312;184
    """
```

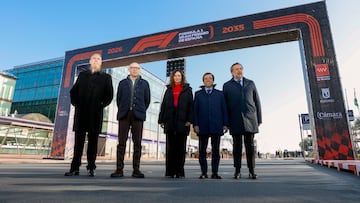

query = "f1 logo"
130;32;178;53
315;64;330;77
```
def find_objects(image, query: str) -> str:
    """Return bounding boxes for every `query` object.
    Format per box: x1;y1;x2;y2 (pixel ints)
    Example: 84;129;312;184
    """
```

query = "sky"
1;0;360;153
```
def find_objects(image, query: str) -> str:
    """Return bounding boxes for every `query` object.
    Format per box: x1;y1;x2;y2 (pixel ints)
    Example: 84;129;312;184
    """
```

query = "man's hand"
223;126;229;134
194;126;200;134
160;123;164;128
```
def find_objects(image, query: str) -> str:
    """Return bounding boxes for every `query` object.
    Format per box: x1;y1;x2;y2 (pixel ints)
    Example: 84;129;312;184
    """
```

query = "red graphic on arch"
253;13;325;57
130;32;178;53
64;50;103;88
315;64;330;77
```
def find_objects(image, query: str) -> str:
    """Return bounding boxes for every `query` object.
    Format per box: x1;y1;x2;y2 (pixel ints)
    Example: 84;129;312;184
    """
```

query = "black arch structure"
51;1;355;160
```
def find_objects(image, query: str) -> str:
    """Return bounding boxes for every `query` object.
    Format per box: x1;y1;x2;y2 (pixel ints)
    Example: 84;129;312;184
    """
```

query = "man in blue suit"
194;72;229;179
223;63;262;179
111;62;151;178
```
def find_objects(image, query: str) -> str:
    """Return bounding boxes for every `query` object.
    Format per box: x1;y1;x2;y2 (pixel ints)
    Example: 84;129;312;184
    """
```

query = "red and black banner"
51;1;354;160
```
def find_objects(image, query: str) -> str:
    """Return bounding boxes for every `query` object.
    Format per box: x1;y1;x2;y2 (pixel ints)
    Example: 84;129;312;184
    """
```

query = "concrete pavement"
0;158;359;203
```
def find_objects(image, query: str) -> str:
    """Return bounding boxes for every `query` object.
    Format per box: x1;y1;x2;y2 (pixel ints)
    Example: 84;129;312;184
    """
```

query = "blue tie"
239;80;242;86
207;89;211;94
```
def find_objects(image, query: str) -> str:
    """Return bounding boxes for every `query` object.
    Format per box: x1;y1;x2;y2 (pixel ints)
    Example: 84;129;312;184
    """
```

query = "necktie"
207;89;211;94
239;80;242;86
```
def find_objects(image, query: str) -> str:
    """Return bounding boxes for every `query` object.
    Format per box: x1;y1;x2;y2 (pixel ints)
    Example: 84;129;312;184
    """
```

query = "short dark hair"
230;62;243;72
202;72;215;81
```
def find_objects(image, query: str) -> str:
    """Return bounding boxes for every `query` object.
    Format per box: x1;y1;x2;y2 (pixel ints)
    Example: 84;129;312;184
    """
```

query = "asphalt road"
0;158;359;203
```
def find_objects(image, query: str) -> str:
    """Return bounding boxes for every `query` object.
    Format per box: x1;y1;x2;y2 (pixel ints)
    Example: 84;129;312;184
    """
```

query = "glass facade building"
3;58;202;158
4;58;169;158
0;114;54;155
5;58;64;122
0;72;17;116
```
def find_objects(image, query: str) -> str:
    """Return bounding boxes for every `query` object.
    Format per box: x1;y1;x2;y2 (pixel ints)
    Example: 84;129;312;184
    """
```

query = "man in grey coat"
223;62;262;179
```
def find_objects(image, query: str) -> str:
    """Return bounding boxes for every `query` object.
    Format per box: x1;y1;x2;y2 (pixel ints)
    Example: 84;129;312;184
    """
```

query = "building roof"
0;71;17;80
11;57;64;70
19;113;53;124
142;66;167;84
0;114;54;130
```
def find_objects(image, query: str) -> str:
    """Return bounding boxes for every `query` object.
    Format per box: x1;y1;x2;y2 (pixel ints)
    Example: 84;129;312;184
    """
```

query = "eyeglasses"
129;66;140;69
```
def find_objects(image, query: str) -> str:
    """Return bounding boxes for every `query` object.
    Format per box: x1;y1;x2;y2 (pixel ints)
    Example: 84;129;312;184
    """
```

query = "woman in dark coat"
158;70;193;178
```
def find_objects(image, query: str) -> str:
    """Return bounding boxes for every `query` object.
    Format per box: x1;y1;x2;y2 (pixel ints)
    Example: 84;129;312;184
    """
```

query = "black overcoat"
158;84;194;135
70;70;113;133
223;77;262;135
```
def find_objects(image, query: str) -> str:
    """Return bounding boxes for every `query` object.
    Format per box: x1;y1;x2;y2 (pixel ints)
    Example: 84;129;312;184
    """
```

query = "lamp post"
153;101;161;160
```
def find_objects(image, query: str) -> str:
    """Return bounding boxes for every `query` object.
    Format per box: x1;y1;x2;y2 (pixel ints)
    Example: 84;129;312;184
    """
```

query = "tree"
299;138;312;152
353;118;360;131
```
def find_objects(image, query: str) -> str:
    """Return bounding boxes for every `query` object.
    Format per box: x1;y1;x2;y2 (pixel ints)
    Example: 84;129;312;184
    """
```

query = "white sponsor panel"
178;29;210;43
320;87;334;103
317;112;343;119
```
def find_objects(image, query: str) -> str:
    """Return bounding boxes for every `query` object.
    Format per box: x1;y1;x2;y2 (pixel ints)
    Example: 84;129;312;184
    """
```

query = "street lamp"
153;101;161;160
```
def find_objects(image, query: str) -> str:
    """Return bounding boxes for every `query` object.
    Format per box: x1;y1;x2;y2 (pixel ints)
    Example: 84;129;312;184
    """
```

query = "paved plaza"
0;158;359;203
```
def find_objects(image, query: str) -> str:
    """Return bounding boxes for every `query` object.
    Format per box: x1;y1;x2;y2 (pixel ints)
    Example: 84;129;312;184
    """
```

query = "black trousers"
116;111;144;170
232;133;255;173
70;131;99;171
166;132;187;177
198;135;221;175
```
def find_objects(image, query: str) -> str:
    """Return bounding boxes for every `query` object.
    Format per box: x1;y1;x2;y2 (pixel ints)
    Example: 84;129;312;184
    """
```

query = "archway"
51;2;355;160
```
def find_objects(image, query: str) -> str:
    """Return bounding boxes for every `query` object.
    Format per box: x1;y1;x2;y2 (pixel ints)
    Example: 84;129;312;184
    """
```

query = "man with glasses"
110;62;151;178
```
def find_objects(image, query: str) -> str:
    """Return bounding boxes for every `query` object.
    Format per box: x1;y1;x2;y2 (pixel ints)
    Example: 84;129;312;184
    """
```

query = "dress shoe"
199;174;208;179
132;169;145;178
166;174;176;178
64;170;79;176
175;174;185;179
211;173;222;179
234;173;241;179
249;173;257;179
87;169;96;177
110;170;124;178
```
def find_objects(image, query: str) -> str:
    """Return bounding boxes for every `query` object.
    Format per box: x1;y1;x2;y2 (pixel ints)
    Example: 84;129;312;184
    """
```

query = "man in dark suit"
194;72;229;179
65;53;114;177
223;62;262;179
111;62;151;178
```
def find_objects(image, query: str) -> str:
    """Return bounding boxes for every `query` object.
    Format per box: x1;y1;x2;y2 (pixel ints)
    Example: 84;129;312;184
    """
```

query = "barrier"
307;159;360;176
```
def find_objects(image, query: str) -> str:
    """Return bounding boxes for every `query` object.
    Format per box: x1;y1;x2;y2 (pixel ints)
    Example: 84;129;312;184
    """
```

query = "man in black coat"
65;53;114;177
223;62;262;179
111;62;150;178
194;72;229;179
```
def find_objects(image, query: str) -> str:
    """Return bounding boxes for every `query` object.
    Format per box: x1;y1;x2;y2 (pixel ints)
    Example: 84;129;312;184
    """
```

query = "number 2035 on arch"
222;24;245;34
